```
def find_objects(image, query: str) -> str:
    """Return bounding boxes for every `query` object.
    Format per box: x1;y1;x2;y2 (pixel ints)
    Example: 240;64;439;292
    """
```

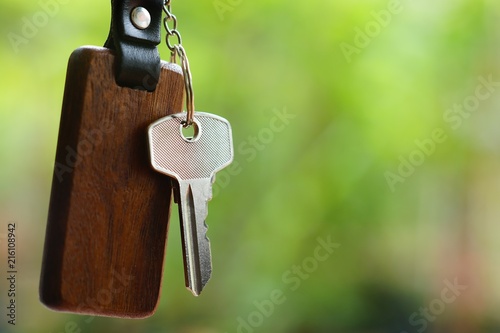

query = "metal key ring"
166;30;182;53
174;45;195;127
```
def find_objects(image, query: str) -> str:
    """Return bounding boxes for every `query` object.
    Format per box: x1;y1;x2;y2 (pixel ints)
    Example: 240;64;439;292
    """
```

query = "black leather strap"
104;0;163;91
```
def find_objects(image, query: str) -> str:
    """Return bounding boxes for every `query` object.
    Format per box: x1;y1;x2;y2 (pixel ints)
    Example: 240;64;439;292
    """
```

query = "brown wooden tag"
40;46;184;318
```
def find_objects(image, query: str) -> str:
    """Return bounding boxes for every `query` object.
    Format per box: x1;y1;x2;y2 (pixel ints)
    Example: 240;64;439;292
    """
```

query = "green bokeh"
1;0;500;332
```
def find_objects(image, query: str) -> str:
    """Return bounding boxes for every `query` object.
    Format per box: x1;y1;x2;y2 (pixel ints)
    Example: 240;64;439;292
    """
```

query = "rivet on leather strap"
104;0;164;91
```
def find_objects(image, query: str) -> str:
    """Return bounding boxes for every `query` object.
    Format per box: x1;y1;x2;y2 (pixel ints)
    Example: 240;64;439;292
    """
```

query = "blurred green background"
1;0;500;332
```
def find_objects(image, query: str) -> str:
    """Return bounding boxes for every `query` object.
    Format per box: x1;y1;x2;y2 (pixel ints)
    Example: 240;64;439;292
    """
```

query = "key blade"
178;180;212;296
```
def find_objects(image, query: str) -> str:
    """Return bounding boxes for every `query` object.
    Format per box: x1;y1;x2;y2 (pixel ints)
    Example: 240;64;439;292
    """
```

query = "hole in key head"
180;119;200;142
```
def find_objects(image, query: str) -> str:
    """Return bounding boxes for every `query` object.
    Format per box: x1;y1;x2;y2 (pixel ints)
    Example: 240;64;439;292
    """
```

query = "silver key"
148;112;234;296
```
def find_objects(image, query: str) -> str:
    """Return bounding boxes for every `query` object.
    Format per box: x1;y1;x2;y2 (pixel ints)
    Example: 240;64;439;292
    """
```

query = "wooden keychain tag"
40;0;183;318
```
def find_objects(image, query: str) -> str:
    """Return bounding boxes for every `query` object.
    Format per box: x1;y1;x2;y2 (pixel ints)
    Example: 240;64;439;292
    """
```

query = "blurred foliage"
1;0;500;332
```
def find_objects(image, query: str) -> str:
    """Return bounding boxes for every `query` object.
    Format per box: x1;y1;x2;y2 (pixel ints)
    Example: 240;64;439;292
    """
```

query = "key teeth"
185;214;212;297
177;181;214;298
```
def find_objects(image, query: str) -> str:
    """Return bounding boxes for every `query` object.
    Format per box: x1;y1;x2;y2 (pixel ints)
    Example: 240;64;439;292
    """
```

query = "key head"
148;112;234;181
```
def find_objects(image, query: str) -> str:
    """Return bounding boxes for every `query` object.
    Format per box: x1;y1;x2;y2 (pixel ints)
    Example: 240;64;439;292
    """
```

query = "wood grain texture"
40;46;184;318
